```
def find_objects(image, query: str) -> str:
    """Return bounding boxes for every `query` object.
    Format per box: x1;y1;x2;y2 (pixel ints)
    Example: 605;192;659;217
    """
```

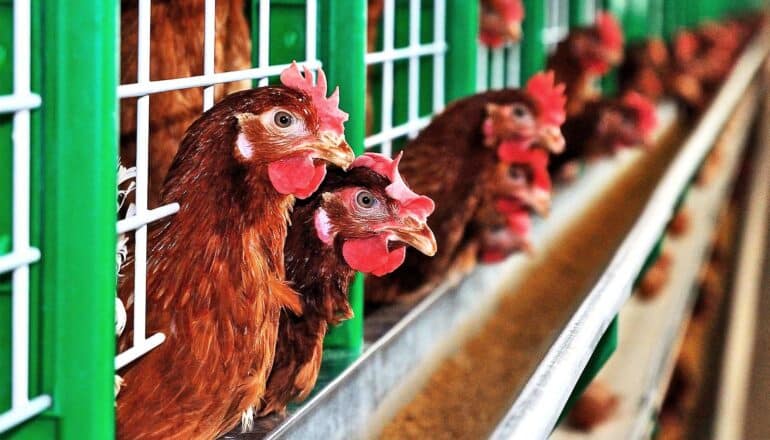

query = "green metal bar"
602;0;626;94
445;0;478;101
626;0;650;42
648;0;664;37
662;0;680;40
557;317;619;425
0;0;14;417
521;0;546;81
36;0;118;439
570;0;594;27
318;0;367;363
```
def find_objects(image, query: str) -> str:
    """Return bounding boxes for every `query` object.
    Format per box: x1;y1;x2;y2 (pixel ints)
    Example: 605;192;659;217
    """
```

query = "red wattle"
480;249;507;263
506;209;532;237
497;139;532;162
480;32;505;48
267;153;327;199
342;236;407;276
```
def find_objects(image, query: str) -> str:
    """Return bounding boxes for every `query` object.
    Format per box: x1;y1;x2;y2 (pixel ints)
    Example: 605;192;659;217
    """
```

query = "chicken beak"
388;218;438;257
538;126;565;154
604;48;623;66
507;22;522;42
528;190;551;217
312;131;356;170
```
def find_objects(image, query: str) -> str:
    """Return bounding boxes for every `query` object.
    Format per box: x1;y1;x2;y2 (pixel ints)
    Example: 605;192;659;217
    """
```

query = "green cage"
0;0;757;438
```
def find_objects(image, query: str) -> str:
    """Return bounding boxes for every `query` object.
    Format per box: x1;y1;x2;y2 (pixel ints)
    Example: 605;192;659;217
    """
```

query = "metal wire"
0;0;51;433
365;0;448;153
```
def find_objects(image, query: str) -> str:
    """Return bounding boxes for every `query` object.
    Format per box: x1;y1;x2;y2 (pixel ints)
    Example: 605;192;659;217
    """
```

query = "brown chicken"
619;37;671;102
547;11;625;115
567;380;620;431
475;145;552;262
549;91;658;181
116;65;354;440
230;153;437;438
479;0;525;48
365;72;567;304
667;21;747;114
120;0;252;208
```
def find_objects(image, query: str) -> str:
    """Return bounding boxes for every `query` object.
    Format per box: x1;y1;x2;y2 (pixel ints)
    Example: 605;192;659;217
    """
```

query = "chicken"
116;64;354;440
567;381;619;431
231;153;437;437
637;250;673;300
547;11;624;115
479;0;525;48
549;91;658;181
120;0;252;208
365;72;566;304
667;21;745;114
475;146;552;262
619;37;671;102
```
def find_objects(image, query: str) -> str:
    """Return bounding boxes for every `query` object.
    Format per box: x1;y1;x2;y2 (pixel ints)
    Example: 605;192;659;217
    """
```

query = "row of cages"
0;0;765;437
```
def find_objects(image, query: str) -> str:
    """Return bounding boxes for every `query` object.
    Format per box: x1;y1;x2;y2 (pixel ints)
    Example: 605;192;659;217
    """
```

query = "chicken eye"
274;111;294;128
512;105;529;118
508;165;531;183
355;190;376;209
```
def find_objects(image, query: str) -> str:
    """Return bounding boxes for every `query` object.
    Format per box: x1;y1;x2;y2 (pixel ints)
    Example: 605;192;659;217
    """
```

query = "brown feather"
116;88;312;440
364;90;535;303
120;0;251;208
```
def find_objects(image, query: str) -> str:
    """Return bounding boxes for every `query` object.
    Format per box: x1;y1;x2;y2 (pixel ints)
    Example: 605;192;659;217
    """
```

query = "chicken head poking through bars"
233;153;437;437
116;63;353;440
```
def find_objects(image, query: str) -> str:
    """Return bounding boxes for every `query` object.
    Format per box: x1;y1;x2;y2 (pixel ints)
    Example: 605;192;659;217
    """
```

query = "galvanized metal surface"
552;79;762;440
489;31;770;440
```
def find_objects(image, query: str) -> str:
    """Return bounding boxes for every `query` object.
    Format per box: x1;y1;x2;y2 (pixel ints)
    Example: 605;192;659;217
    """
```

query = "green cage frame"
0;0;761;438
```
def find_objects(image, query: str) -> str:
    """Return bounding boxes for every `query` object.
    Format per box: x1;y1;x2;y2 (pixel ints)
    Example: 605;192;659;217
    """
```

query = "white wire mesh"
544;0;570;52
476;42;521;92
115;0;321;370
364;0;448;153
0;0;52;433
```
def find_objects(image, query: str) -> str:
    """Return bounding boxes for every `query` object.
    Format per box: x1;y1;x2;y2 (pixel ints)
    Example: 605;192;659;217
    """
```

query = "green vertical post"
36;0;117;439
445;0;478;101
663;0;682;40
626;0;650;42
521;0;547;81
648;0;664;37
318;0;367;369
570;0;594;27
602;0;626;94
0;0;14;418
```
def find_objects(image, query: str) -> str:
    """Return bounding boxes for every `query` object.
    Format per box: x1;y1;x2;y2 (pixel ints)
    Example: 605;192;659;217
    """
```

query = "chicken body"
117;77;353;440
364;85;563;304
619;38;671;101
120;0;251;208
228;157;436;438
547;12;624;115
479;0;524;47
549;93;657;180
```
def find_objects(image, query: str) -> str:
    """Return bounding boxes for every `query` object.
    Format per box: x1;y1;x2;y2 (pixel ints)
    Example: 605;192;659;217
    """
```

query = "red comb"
525;71;567;127
280;62;349;135
596;11;624;52
494;0;524;22
351;152;435;221
497;144;552;191
623;92;658;138
674;31;699;61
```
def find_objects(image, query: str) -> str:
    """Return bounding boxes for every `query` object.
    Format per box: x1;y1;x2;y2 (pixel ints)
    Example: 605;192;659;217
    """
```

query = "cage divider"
36;0;118;438
317;0;368;374
521;0;547;82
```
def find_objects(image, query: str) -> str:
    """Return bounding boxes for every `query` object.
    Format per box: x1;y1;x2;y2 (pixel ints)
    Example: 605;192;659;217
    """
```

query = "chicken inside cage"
2;0;770;439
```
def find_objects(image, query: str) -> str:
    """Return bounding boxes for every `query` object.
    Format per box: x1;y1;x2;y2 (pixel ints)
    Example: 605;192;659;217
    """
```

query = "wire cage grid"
0;0;761;438
0;0;49;433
